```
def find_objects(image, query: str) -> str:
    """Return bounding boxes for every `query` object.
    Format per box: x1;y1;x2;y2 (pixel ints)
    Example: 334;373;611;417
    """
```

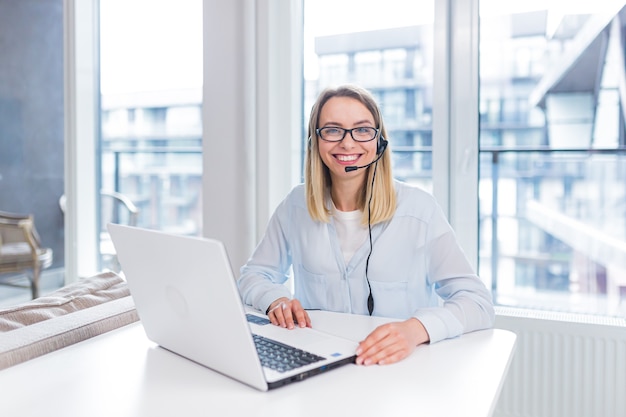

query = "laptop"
107;223;358;391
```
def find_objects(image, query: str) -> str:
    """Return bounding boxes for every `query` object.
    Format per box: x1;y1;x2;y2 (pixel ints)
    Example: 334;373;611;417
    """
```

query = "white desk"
0;311;515;417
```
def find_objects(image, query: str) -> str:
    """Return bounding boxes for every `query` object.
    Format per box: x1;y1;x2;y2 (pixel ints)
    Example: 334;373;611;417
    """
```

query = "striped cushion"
0;272;139;369
0;272;129;331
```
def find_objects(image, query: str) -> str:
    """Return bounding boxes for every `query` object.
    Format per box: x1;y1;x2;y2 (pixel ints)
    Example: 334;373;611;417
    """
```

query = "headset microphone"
344;138;388;173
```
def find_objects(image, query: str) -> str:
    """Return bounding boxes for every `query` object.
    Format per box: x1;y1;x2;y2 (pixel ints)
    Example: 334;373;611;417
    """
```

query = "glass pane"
304;0;435;191
100;0;203;272
479;1;626;316
0;2;65;305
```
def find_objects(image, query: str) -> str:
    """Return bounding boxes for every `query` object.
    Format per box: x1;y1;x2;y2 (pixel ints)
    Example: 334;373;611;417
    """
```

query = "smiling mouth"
335;154;359;163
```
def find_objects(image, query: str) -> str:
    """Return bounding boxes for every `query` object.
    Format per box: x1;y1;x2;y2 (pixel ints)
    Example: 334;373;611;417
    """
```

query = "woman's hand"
355;318;429;365
266;297;312;329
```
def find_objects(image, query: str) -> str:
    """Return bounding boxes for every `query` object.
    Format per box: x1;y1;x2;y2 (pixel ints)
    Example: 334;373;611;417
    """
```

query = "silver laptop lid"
108;224;357;391
108;223;268;391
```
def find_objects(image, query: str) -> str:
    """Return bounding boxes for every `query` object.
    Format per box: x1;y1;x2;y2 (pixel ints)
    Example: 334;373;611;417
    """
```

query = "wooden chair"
0;211;53;299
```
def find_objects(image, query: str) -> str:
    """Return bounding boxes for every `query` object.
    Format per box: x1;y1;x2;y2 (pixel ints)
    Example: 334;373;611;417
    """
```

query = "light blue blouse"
237;181;494;343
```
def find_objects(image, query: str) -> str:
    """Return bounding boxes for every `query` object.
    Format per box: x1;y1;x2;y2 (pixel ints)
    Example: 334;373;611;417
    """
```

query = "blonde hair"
304;85;396;225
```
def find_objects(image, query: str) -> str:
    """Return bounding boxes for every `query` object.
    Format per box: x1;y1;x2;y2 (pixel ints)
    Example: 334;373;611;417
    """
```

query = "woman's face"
317;96;378;181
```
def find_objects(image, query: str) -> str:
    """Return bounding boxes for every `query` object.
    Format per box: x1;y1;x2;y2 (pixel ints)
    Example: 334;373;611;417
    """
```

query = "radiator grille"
493;307;626;417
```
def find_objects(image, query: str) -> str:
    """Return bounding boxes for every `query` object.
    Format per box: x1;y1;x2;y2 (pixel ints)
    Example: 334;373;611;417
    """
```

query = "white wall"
201;0;302;273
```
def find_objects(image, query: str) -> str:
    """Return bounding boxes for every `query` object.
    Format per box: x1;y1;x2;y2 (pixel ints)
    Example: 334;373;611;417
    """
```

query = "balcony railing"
101;141;203;235
479;146;626;313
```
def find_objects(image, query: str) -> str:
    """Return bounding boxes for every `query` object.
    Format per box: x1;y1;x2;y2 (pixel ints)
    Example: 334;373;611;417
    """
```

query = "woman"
238;84;494;365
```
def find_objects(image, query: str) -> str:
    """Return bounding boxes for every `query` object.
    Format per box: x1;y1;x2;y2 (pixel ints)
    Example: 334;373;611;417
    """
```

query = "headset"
345;136;387;172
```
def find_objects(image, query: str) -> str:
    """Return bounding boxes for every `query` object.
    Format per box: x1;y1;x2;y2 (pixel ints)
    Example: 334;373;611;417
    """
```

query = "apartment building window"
382;49;408;82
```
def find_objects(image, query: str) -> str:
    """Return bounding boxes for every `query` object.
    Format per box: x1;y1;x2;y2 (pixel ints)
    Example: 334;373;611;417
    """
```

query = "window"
0;1;65;302
479;1;626;316
99;0;203;271
304;0;435;192
306;0;626;317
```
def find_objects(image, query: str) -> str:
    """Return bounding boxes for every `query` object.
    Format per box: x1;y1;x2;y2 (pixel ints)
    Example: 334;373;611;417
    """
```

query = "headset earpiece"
377;136;388;155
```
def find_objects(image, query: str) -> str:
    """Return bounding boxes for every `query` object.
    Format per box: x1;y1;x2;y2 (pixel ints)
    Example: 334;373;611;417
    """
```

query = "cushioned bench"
0;271;139;370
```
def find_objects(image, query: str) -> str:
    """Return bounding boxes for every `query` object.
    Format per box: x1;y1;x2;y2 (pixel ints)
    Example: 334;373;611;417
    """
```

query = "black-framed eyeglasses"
316;126;379;143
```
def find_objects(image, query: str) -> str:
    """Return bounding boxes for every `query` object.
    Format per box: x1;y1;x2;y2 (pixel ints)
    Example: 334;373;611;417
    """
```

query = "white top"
332;204;368;264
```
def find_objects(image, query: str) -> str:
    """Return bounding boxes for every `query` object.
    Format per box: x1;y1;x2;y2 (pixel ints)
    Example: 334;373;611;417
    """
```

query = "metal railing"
101;142;203;236
479;145;626;298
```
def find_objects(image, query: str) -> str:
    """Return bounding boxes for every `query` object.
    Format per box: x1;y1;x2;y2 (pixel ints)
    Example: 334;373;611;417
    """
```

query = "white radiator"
493;307;626;417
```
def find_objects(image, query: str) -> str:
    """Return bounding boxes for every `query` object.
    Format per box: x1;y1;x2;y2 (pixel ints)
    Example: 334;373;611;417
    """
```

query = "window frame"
64;0;100;283
433;0;480;271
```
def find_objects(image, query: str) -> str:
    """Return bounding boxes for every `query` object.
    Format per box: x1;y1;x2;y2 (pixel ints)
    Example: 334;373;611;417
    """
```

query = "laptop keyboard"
246;313;326;373
252;334;326;373
245;314;271;325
